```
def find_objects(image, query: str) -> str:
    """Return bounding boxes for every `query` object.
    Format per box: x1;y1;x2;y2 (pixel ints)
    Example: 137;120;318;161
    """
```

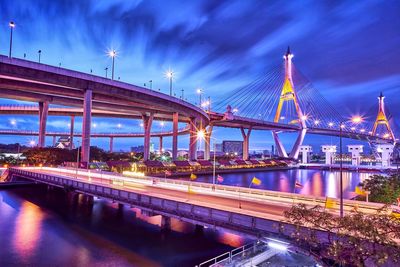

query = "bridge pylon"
272;47;307;159
372;92;395;141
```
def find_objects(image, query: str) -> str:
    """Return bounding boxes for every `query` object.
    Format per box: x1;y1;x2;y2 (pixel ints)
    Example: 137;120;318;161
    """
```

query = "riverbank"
150;165;296;178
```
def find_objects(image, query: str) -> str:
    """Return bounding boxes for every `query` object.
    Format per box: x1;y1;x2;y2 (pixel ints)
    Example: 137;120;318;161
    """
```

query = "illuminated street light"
351;116;363;124
233;108;239;113
117;123;122;128
301;115;308;121
314;120;320;125
360;129;365;133
340;124;345;129
92;123;97;128
9;21;15;58
108;49;117;80
197;129;205;140
29;140;36;147
196;88;203;107
165;70;174;96
350;127;356;131
10;119;16;126
328;122;334;127
159;121;165;127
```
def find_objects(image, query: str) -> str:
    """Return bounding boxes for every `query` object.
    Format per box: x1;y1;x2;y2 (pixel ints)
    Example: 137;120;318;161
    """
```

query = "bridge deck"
8;167;388;237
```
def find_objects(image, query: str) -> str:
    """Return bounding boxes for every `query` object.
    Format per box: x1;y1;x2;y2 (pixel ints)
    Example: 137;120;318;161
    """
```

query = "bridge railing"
29;166;389;215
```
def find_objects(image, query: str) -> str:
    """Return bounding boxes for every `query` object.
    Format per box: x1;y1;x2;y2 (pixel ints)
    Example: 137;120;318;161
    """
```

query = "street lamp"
339;115;363;217
108;50;117;80
38;50;42;63
165;70;174;96
196;88;203;107
9;21;15;58
76;140;81;178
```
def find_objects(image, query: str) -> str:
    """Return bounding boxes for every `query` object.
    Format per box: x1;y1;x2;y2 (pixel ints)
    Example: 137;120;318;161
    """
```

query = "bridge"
7;167;387;237
0;48;397;164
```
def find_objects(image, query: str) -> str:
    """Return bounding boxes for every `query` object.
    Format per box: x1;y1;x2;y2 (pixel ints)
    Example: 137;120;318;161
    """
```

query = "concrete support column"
289;128;307;159
322;145;337;165
172;112;178;160
38;101;49;148
81;89;92;165
142;113;154;161
52;136;56;146
377;144;394;167
348;145;363;166
272;131;288;158
109;137;114;153
188;117;197;161
69;115;75;150
161;215;171;231
204;125;213;160
240;126;252;160
159;136;163;155
299;145;312;164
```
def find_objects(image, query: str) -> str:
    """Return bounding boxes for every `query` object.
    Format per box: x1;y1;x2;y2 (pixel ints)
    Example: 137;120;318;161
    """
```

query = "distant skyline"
0;0;399;152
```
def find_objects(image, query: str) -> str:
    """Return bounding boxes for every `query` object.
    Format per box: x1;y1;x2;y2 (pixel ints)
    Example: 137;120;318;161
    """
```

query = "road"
17;167;388;223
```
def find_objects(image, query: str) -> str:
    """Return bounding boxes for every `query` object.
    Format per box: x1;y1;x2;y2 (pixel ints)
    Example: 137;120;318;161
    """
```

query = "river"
0;169;378;266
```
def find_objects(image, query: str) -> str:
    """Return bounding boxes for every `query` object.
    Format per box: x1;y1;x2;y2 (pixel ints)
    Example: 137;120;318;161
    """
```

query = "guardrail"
21;166;387;215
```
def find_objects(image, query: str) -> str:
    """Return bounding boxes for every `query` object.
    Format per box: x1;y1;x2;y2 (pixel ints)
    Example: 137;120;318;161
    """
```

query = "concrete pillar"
52;136;57;146
69;115;75;150
272;131;288;158
348;145;363;166
289;128;307;159
159;136;163;155
38;101;49;147
321;145;337;165
240;127;252;160
376;144;394;167
109;137;114;153
172;112;178;160
81;89;92;164
299;145;312;164
161;215;171;231
204;125;213;160
142;113;154;161
189;118;197;161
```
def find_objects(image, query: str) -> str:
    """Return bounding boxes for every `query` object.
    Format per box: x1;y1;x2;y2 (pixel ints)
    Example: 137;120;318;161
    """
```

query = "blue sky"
0;0;399;152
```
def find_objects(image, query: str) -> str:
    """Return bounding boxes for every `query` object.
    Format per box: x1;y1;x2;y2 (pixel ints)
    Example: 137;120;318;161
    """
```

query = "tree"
282;203;400;266
361;174;400;204
23;147;75;165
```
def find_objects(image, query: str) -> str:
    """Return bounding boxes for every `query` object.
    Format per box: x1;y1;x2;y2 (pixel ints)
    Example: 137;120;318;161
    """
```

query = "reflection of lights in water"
13;202;44;262
279;175;289;192
312;172;322;196
216;231;244;247
327;173;337;198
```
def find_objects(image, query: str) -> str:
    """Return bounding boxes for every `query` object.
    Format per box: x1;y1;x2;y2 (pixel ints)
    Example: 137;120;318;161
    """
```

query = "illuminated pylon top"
372;92;395;140
274;47;306;128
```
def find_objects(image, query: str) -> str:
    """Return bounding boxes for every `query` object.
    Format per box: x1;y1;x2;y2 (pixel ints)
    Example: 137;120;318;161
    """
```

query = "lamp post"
76;140;80;179
108;50;116;80
339;121;344;218
197;88;203;107
339;116;363;217
9;21;15;58
38;50;42;63
165;71;174;96
105;67;108;78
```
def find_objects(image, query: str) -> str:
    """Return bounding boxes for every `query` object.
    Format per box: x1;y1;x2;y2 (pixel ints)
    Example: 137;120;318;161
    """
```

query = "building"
222;140;243;155
54;136;71;149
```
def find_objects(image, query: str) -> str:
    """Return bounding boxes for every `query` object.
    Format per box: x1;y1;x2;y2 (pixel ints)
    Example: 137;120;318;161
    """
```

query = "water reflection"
191;169;378;199
12;202;44;264
0;187;243;267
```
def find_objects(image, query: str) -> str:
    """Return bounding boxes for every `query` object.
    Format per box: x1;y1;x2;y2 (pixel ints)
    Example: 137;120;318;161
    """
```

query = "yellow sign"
251;177;261;185
355;186;367;196
325;197;337;209
190;173;197;180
